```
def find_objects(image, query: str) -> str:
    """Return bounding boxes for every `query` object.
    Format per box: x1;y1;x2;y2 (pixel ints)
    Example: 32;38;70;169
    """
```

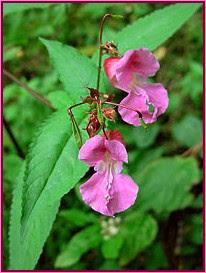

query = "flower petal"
118;83;168;126
80;172;138;216
142;83;169;116
118;91;149;126
104;49;159;93
105;139;128;163
78;135;106;166
80;172;113;216
117;48;159;77
104;57;120;86
108;174;139;215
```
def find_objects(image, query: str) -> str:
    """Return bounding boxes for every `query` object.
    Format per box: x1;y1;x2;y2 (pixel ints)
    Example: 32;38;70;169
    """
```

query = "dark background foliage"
3;3;203;270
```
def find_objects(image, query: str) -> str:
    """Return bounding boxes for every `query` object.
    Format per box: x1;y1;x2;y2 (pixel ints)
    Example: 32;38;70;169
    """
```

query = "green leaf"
55;225;102;268
9;110;88;269
144;242;168;269
47;91;70;110
59;208;98;227
172;115;202;148
4;154;23;184
40;38;100;104
9;163;25;269
136;157;200;213
22;110;88;268
79;3;131;20
132;123;160;148
116;3;201;52
167;92;182;114
101;235;124;259
3;3;52;16
180;61;202;104
4;46;23;62
80;3;119;19
191;194;202;209
129;147;165;177
8;40;103;269
187;214;203;245
8;39;104;269
99;260;120;270
119;212;158;266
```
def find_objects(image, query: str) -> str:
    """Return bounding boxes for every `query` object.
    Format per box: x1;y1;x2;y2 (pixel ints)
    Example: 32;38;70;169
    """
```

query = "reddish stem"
103;101;143;119
3;69;55;110
96;13;112;91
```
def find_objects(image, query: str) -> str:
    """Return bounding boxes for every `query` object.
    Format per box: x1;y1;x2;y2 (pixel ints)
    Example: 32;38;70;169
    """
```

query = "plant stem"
3;69;55;110
182;142;202;157
96;13;112;91
3;115;25;159
103;101;143;119
67;102;86;148
96;14;113;137
102;124;108;139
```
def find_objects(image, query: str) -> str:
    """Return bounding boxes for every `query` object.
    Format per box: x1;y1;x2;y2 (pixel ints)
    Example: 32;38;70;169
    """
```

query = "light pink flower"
104;48;169;126
78;132;138;216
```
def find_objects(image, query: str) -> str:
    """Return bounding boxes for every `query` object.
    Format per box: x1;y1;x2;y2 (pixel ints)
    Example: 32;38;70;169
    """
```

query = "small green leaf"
59;209;98;227
3;3;52;16
4;46;23;62
144;242;168;269
55;225;102;268
101;235;124;259
172;115;202;148
99;260;120;270
180;61;202;105
133;123;160;148
119;212;158;266
136;157;200;213
167;92;182;114
187;214;203;245
191;194;203;209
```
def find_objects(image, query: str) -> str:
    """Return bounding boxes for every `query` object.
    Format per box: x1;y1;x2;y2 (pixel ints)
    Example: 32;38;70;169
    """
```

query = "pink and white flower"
104;48;169;126
79;131;138;216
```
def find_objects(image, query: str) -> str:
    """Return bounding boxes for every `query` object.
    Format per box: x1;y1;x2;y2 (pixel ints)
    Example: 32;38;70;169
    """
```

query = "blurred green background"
3;3;203;270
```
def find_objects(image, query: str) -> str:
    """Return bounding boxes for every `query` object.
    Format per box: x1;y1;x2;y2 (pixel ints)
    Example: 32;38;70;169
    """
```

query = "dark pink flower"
78;133;138;216
104;48;169;126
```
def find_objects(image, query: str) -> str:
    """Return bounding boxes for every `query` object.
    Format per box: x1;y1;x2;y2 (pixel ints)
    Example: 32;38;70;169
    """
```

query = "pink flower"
78;131;138;216
104;48;169;126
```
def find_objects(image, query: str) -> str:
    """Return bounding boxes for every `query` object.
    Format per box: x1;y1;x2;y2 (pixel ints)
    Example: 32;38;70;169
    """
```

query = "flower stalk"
96;13;112;91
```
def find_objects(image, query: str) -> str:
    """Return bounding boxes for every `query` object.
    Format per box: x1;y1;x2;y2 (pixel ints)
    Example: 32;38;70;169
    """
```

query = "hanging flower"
78;131;138;216
104;48;169;126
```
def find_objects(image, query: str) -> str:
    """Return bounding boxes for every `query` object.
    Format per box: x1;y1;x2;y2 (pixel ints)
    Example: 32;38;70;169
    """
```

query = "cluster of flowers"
78;48;169;216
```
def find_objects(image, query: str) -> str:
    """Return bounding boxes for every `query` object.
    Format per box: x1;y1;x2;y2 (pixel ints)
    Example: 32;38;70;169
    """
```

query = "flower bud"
102;93;115;102
102;41;119;57
103;108;116;121
86;110;101;137
105;130;125;145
